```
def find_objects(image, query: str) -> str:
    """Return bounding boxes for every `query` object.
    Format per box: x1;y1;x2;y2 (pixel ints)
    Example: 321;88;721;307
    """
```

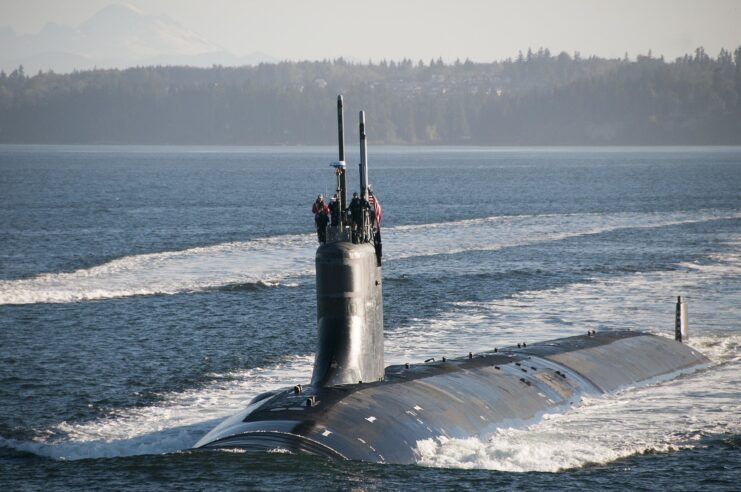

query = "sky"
2;0;740;62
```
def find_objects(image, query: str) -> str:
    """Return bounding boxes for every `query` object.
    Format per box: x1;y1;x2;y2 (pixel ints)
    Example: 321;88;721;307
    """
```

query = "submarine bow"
194;97;709;464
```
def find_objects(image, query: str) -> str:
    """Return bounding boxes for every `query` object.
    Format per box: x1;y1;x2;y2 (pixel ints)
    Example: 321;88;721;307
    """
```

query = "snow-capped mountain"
0;4;275;73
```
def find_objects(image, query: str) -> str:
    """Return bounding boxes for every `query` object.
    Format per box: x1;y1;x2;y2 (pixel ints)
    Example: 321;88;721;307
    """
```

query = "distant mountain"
0;4;275;73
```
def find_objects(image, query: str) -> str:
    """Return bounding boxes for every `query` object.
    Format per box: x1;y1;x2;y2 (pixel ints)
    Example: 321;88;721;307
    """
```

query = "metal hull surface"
195;331;708;464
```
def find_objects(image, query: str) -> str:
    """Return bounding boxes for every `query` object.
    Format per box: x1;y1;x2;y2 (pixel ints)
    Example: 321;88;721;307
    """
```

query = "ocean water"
0;145;739;490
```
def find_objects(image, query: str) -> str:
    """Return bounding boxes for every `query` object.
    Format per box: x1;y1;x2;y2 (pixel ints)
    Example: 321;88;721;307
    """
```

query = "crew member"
312;194;328;215
328;194;341;227
348;192;369;243
315;208;329;244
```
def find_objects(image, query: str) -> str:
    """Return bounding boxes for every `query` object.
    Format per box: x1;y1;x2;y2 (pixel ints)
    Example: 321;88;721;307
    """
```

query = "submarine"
194;96;709;464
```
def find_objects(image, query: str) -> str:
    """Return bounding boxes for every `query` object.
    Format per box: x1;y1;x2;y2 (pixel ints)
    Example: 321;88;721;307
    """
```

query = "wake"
1;209;738;305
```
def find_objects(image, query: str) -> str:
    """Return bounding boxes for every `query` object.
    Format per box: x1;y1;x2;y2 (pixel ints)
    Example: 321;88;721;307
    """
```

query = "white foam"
0;356;314;460
1;209;737;305
385;210;741;261
0;235;316;305
417;339;740;472
385;238;741;363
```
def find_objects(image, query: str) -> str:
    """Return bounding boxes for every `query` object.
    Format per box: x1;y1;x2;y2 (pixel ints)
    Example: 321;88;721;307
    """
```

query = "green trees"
0;48;739;145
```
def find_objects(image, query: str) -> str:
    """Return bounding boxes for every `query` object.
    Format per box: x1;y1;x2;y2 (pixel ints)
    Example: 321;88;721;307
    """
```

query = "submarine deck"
195;330;708;464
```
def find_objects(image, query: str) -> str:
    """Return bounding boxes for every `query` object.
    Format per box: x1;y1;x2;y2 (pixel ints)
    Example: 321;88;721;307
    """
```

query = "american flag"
368;194;382;226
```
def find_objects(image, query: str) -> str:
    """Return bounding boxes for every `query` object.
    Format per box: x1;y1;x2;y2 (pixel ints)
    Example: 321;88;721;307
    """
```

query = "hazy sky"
2;0;740;62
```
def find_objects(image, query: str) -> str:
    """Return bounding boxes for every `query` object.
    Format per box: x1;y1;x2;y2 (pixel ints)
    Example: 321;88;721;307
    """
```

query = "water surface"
1;146;739;490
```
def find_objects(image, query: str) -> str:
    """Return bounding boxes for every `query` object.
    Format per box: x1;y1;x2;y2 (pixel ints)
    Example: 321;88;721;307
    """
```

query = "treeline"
1;47;740;145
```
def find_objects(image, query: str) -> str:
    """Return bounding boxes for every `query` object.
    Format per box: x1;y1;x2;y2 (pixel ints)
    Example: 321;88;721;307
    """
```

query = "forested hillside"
1;47;739;145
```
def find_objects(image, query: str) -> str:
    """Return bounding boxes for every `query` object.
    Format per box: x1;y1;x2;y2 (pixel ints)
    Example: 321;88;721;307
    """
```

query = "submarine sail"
194;97;709;464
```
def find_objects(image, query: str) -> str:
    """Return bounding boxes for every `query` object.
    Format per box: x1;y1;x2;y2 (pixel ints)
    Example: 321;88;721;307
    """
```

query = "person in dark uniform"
315;208;329;244
348;192;369;243
328;194;341;227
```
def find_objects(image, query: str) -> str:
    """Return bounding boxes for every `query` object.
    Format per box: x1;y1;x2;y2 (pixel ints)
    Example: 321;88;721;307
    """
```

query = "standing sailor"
315;208;329;244
328;194;341;227
312;194;329;244
349;192;370;243
312;194;328;215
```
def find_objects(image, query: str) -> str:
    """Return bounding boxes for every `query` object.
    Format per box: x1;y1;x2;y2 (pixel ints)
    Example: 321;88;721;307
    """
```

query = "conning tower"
311;96;384;387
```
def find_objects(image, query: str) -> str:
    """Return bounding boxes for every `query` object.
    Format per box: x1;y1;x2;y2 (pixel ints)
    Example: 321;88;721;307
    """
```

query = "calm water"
1;145;739;490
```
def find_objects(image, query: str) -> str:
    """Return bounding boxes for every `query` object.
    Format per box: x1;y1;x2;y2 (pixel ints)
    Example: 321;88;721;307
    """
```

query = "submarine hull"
195;330;708;464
